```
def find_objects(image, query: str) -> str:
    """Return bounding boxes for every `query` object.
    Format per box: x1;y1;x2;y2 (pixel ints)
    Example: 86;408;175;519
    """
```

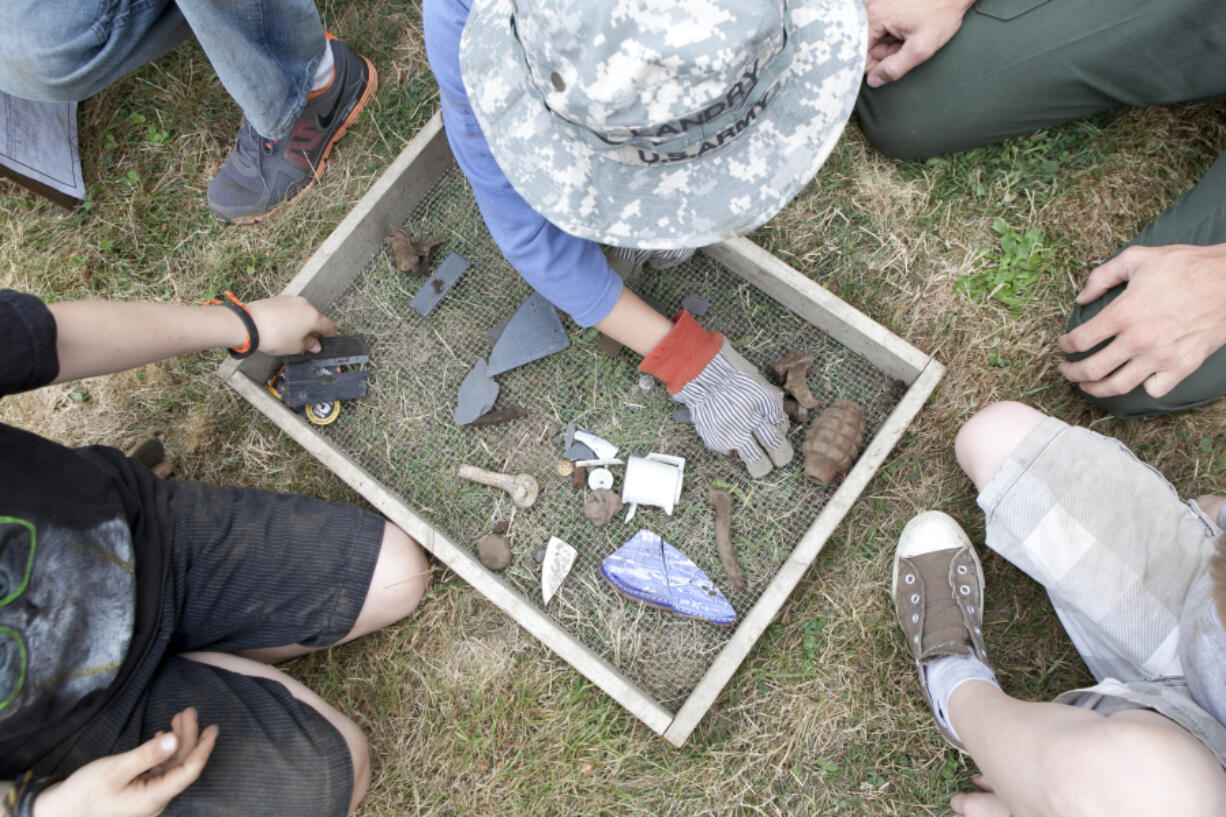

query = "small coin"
556;459;575;477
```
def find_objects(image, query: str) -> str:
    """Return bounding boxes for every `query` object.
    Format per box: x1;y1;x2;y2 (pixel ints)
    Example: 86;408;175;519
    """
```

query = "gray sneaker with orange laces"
208;35;377;223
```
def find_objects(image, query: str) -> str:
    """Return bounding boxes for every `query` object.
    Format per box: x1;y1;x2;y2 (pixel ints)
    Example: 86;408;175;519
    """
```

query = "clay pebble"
583;489;623;526
477;533;512;570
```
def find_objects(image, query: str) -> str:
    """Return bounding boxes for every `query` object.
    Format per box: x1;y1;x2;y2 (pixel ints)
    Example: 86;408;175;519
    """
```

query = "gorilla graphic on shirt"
0;514;134;735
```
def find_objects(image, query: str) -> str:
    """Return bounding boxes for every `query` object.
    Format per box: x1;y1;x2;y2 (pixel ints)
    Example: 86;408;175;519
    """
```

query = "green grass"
2;6;1226;815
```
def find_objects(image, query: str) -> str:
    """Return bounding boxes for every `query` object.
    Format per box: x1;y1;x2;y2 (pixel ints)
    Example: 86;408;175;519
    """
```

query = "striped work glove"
640;310;792;478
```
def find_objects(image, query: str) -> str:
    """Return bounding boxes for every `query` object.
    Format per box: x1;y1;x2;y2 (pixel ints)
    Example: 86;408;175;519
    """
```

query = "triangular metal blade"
453;359;500;425
486;293;570;376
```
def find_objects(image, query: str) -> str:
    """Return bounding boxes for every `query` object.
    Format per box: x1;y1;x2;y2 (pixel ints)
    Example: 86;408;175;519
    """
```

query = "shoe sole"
227;54;379;225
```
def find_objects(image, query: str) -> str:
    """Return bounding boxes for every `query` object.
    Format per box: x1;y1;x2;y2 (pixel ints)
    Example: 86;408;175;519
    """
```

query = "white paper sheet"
0;91;84;204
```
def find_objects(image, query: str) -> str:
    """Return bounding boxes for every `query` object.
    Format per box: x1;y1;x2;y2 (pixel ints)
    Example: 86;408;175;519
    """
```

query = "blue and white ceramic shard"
600;530;736;626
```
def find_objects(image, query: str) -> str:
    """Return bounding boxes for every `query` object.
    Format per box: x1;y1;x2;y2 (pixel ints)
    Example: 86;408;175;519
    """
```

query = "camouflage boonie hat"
459;0;866;249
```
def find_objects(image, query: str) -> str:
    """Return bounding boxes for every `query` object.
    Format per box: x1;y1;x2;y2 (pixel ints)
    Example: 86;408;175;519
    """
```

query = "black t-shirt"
0;291;165;773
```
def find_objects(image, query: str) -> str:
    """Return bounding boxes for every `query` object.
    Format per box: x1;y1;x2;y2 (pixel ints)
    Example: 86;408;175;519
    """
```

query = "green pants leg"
857;0;1226;417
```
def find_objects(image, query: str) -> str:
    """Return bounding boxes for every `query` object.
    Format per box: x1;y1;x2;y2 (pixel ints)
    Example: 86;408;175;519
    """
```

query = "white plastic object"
588;467;615;490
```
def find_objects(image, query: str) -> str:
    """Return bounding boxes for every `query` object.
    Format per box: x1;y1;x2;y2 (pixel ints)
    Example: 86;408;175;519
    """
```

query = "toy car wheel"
305;401;341;426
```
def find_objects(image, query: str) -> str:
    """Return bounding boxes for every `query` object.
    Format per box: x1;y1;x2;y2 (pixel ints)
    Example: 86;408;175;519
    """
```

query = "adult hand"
245;295;338;356
33;708;218;817
862;0;974;87
639;311;792;478
1058;244;1226;399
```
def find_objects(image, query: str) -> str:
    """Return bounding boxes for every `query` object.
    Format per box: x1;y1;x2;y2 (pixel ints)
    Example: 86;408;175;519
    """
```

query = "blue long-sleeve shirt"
422;0;623;327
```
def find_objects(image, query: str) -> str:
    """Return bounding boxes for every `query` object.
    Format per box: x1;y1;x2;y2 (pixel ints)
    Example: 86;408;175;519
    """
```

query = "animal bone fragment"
384;226;444;274
477;533;512;570
709;489;746;592
772;349;819;410
803;400;865;485
457;464;539;508
583;489;623;526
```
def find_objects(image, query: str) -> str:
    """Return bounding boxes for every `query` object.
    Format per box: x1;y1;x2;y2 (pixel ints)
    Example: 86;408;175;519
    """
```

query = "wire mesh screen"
312;166;902;713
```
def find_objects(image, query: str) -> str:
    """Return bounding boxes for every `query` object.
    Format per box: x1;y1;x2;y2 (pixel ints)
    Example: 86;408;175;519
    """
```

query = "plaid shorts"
978;417;1226;767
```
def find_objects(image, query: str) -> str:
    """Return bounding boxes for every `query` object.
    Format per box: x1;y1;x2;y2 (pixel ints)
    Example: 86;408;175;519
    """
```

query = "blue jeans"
0;0;326;140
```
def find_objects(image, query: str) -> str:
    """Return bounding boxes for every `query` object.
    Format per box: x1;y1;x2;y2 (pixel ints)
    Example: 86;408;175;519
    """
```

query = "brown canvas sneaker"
892;510;991;752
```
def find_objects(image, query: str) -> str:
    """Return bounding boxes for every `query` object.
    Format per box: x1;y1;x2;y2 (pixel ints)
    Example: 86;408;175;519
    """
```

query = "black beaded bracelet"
203;291;260;358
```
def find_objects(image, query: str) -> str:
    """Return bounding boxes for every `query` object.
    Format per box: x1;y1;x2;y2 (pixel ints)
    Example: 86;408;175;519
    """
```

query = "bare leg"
1196;493;1226;525
238;522;430;663
946;681;1226;817
181;651;372;813
948;402;1226;816
954;401;1047;492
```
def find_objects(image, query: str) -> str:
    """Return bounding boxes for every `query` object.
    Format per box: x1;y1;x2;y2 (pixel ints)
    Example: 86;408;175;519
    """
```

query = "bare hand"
949;774;1011;816
245;296;338;356
862;0;972;87
1058;244;1226;399
33;708;218;817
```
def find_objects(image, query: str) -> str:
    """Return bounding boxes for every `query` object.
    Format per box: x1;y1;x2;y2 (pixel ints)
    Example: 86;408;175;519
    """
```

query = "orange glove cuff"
638;309;724;394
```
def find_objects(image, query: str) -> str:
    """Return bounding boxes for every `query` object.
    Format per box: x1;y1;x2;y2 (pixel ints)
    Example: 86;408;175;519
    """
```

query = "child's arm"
47;295;336;384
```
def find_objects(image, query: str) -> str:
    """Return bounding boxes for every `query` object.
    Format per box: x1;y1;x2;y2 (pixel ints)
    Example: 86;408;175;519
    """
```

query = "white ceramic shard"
574;429;618;460
542;536;578;604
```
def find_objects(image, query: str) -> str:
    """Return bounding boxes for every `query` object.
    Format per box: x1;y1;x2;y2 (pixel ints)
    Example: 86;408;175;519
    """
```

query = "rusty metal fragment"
384;226;443;274
772;349;819;410
469;405;529;427
709;489;745;592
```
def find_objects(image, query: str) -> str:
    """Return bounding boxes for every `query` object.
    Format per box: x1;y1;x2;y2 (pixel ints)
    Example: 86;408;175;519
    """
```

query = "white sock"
311;42;335;92
924;653;1000;743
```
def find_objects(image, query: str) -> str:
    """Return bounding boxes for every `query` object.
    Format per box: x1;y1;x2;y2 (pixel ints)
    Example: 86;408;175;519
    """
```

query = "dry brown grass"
2;10;1225;814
